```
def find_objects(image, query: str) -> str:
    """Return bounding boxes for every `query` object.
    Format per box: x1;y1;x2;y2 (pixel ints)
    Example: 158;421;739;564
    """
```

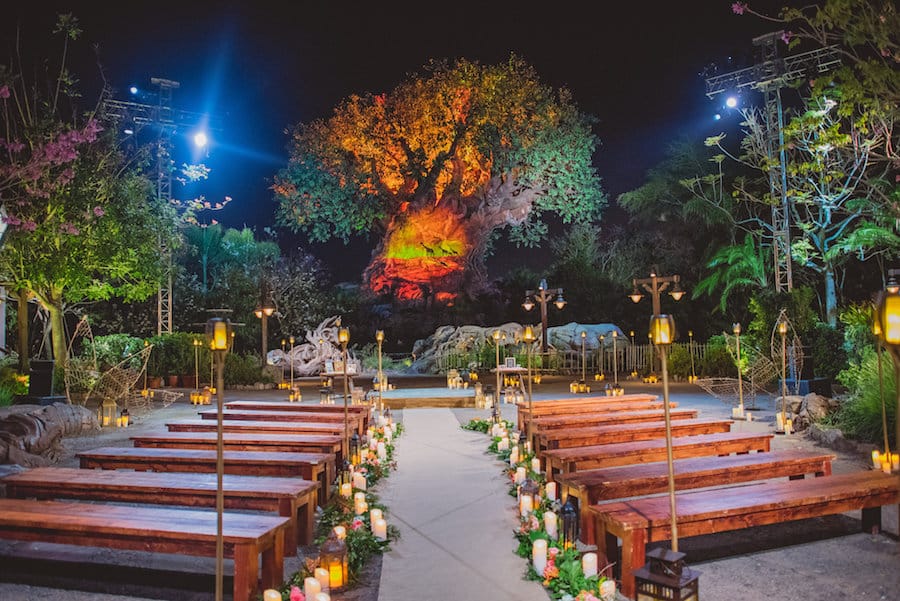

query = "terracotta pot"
148;376;163;388
181;375;198;389
166;375;180;388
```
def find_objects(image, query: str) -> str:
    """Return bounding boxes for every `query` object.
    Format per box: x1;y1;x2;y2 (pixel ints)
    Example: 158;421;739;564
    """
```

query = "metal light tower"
705;33;840;292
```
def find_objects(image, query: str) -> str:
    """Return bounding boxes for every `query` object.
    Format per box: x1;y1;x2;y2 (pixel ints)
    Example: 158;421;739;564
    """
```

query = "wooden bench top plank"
524;393;659;407
556;450;835;495
538;418;733;449
133;431;342;446
77;446;332;466
199;409;362;425
592;471;900;532
3;466;316;497
532;408;698;429
226;400;370;414
166;419;343;434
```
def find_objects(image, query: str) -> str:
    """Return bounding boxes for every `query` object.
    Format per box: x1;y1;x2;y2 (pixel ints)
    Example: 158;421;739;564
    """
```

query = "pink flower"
289;585;304;601
731;2;747;14
548;546;560;559
0;85;9;99
351;517;364;530
781;30;793;44
93;206;105;217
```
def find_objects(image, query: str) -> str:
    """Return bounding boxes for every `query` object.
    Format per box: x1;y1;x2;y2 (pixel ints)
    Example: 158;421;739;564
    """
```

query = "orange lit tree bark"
273;56;605;303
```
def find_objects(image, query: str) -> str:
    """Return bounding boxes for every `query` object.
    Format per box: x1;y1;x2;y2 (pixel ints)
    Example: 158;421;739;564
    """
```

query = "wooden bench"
197;409;364;436
166;419;344;437
540;432;773;479
77;446;335;500
531;408;698;431
226;401;371;429
0;498;289;601
132;430;343;463
590;470;900;598
2;466;318;550
516;394;662;430
555;449;835;544
537;418;734;451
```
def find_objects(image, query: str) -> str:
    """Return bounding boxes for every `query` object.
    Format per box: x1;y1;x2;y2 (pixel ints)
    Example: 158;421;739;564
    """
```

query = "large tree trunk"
44;290;68;369
824;267;837;327
15;289;30;373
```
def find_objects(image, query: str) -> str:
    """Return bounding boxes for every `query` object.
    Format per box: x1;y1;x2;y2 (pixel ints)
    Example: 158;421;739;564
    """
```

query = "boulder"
802;393;835;421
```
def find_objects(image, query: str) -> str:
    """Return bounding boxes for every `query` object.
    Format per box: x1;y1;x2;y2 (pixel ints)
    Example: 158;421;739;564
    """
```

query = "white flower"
599;579;617;601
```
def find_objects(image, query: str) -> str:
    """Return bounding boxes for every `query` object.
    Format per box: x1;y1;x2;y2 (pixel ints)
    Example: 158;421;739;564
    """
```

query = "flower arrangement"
466;418;619;601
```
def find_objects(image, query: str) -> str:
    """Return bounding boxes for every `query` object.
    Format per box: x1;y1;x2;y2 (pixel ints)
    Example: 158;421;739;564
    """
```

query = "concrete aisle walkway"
377;408;547;601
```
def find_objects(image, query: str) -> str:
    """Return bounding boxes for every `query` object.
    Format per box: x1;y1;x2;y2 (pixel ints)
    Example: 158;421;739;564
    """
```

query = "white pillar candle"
340;482;352;498
775;412;784;431
872;450;881;469
582;551;598;578
384;428;393;443
304;576;321;598
352;472;367;491
524;441;532;454
370;508;383;523
263;590;281;601
333;525;346;540
784;419;792;434
883;459;892;474
892;453;899;471
509;447;520;466
515;466;526;485
498;437;509;451
532;539;548;575
545;481;557;501
746;411;753;422
314;567;330;593
354;491;366;504
373;517;388;540
314;594;331;601
543;510;558;539
491;424;500;437
377;441;387;460
511;431;520;444
531;457;541;473
519;494;533;516
369;437;378;450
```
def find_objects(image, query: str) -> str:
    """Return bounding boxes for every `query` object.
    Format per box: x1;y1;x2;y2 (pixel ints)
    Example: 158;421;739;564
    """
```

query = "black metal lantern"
560;494;579;549
518;478;541;515
350;432;362;466
340;459;352;486
634;547;700;601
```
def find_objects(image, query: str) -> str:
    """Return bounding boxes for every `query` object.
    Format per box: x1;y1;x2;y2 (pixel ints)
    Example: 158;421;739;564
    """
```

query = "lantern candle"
515;466;526;485
116;417;123;427
531;457;541;474
582;552;598;578
263;590;281;601
544;510;558;539
333;525;346;540
314;567;330;593
373;517;388;540
304;576;321;599
532;538;548;575
872;450;881;469
545;482;557;501
352;472;367;491
340;483;352;498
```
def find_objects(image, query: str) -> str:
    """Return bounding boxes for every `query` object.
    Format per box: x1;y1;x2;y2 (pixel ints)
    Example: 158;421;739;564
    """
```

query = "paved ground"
0;376;897;601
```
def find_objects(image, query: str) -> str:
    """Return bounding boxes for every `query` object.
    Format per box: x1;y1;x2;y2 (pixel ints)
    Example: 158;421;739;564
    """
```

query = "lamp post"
598;334;605;376
523;325;536;449
629;330;635;375
523;279;566;352
649;314;679;550
492;330;502;422
580;330;587;384
688;330;696;383
338;327;350;457
776;315;788;434
205;316;232;601
612;330;619;387
630;270;683;376
733;323;745;419
253;294;276;368
874;271;900;462
375;330;385;415
192;338;202;401
288;336;295;400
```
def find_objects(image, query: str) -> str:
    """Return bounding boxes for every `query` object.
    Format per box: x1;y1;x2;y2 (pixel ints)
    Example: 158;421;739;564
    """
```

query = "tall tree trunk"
45;290;67;369
824;267;837;327
16;289;30;373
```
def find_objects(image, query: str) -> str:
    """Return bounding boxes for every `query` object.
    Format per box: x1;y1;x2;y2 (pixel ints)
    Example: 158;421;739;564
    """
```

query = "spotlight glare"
193;131;208;148
129;86;139;95
714;113;722;120
124;128;134;135
725;96;738;109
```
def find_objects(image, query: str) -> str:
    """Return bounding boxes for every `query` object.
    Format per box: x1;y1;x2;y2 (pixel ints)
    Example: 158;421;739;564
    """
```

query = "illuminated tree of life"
273;55;605;303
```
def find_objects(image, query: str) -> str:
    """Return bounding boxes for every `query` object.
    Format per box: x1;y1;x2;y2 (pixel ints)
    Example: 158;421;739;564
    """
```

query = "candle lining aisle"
463;417;618;601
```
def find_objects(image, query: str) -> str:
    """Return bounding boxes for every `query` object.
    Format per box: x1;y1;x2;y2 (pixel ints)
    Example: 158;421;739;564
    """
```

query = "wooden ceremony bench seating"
2;466;319;550
516;394;662;430
540;432;773;479
531;408;698;432
197;409;365;436
77;446;335;500
0;498;289;601
590;470;900;598
536;418;734;452
132;430;343;463
166;419;344;437
555;449;835;544
226;401;371;429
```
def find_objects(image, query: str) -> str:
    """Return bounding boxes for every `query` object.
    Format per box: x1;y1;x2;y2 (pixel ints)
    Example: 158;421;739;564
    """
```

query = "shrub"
666;344;692;379
147;332;203;377
224;353;266;386
698;335;735;377
0;357;28;406
808;322;847;380
84;334;146;370
834;346;896;447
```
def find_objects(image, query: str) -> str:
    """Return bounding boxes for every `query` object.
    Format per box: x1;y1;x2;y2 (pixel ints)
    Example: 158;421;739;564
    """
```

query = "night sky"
6;0;792;277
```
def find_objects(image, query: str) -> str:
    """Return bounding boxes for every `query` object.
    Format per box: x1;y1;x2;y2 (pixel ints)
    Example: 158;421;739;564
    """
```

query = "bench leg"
861;506;882;535
261;528;285;591
277;498;299;552
619;529;647;600
233;542;260;601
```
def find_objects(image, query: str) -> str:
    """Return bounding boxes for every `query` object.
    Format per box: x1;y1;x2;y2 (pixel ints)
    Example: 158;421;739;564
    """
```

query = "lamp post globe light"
875;270;900;466
687;330;697;383
288;336;296;401
492;330;502;423
375;330;385;415
205;315;232;601
338;327;351;457
611;330;619;388
580;330;587;385
733;322;746;419
630;270;683;378
523;279;566;353
253;293;276;368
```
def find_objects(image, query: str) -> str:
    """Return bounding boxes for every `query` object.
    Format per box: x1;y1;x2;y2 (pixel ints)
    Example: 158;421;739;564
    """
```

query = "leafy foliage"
835;346;896;447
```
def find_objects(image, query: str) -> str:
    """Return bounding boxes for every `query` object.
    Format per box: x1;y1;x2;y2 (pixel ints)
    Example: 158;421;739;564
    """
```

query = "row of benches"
518;394;900;598
0;399;372;601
